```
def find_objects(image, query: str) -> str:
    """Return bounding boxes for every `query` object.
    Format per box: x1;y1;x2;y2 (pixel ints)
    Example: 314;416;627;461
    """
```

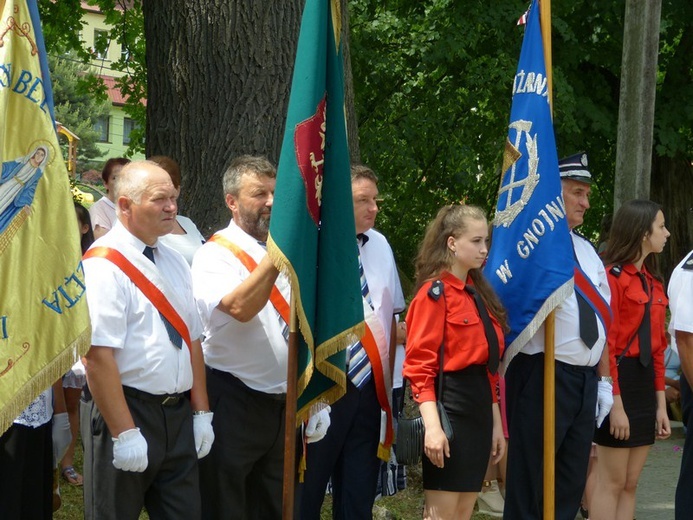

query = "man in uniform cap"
504;152;613;520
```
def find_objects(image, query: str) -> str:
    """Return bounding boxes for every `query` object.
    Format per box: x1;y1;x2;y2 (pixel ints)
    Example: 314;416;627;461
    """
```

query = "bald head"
114;161;178;245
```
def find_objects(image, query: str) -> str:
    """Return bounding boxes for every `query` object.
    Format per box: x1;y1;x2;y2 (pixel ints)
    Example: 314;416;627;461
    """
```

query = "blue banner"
484;0;573;371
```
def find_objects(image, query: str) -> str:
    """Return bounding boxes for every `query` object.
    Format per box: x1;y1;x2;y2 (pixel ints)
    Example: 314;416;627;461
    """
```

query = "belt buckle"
161;395;178;406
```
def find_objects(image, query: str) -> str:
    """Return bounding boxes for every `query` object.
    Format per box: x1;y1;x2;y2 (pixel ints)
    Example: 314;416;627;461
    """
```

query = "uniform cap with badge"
559;152;592;185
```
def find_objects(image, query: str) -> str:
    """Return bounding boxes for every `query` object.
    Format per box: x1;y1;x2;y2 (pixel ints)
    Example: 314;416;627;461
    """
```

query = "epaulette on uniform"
428;280;444;301
573;229;598;252
609;265;622;277
683;251;693;271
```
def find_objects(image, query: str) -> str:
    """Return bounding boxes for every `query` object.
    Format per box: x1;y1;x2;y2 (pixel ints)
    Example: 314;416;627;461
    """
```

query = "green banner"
267;0;363;423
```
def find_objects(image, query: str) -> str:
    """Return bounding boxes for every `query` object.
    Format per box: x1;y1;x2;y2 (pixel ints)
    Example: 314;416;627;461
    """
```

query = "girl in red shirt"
592;200;671;520
403;205;507;520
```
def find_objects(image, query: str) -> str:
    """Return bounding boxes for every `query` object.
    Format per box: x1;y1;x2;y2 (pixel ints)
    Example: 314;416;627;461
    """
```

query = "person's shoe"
477;479;504;517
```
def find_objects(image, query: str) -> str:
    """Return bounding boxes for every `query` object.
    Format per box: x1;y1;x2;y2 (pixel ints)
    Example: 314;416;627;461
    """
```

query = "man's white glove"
596;380;614;428
305;406;331;444
52;412;72;464
112;428;148;472
193;412;215;459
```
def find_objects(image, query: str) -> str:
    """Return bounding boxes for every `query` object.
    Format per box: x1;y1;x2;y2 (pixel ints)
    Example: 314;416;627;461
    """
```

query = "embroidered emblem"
294;96;326;226
428;280;444;301
493;120;540;228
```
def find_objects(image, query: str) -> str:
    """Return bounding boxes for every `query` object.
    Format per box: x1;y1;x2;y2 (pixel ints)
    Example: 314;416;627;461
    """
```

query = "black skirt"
594;357;656;448
422;365;493;492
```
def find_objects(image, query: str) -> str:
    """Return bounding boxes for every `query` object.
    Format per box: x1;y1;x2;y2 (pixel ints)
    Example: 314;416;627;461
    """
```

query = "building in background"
81;1;144;162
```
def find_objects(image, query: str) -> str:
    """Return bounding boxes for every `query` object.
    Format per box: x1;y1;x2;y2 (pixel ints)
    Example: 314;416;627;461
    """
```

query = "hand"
112;428;148;472
424;426;450;468
305;406;331;444
52;412;72;464
665;385;681;404
595;380;614;428
656;405;672;440
193;412;215;459
490;424;506;465
609;400;630;441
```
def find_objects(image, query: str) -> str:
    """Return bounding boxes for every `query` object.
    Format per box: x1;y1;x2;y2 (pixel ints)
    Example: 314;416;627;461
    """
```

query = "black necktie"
636;272;652;367
464;285;500;375
576;291;599;349
143;246;183;350
573;246;599;349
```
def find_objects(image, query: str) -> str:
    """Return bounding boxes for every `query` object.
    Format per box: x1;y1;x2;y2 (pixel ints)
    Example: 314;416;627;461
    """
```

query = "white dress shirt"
84;222;202;394
522;231;611;367
191;220;290;394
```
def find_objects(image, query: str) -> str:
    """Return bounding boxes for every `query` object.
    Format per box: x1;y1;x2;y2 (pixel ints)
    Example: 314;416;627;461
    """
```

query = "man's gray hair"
112;160;160;206
222;155;276;196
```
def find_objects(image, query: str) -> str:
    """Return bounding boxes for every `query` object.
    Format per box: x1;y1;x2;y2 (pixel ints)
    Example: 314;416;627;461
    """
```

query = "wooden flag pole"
540;1;556;520
282;302;299;520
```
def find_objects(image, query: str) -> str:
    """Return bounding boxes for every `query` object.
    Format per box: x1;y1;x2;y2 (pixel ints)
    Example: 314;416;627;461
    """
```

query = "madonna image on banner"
0;145;50;233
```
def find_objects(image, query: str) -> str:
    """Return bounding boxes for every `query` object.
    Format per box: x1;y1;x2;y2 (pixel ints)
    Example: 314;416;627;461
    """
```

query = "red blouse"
403;271;505;403
606;264;667;395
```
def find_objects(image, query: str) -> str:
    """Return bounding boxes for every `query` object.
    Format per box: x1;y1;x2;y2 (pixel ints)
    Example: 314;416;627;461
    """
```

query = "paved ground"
635;420;685;519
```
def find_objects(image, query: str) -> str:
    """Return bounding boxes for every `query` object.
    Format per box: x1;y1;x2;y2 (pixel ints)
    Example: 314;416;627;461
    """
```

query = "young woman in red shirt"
591;200;672;520
403;205;507;520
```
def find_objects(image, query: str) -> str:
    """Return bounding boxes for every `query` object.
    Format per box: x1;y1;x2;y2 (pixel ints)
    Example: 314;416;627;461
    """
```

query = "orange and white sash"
361;301;394;461
83;246;192;353
207;233;290;325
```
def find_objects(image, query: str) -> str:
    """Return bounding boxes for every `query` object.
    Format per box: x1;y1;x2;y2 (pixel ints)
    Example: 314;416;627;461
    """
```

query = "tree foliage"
350;0;693;281
49;53;111;166
38;0;693;279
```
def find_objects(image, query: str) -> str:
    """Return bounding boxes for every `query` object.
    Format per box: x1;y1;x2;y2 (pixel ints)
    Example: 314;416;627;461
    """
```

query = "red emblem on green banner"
294;95;326;225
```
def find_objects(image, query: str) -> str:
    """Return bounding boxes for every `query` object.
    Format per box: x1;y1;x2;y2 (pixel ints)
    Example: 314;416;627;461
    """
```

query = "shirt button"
463;319;469;324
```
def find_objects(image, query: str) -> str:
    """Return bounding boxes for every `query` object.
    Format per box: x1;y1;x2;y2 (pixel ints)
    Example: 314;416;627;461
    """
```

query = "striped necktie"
348;242;373;388
143;246;183;349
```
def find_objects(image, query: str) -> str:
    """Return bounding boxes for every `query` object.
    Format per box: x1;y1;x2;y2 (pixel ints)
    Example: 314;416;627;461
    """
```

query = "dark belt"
122;385;188;406
208;366;286;402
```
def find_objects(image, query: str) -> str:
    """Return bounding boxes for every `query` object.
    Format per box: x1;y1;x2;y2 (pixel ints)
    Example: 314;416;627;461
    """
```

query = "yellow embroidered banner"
0;0;91;434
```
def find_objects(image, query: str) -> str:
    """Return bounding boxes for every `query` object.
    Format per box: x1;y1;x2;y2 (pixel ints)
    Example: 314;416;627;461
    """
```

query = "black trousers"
300;378;382;520
0;421;53;520
199;367;288;520
81;390;199;520
504;353;597;520
676;373;693;519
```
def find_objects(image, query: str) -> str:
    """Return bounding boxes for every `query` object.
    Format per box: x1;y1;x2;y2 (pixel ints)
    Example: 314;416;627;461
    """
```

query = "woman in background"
149;155;205;264
59;202;94;486
592;200;671;520
403;204;506;520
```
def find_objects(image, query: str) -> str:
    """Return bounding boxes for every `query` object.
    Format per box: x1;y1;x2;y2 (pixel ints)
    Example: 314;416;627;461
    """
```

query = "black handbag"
397;280;453;466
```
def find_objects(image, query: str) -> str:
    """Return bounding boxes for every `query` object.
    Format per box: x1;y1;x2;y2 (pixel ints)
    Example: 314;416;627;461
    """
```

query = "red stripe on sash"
574;266;612;334
84;247;193;351
360;324;394;453
208;234;290;324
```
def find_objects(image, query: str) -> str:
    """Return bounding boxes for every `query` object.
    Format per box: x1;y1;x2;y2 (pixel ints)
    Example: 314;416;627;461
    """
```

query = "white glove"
596;380;614;428
193;412;215;459
305;406;331;444
52;412;72;464
112;428;148;472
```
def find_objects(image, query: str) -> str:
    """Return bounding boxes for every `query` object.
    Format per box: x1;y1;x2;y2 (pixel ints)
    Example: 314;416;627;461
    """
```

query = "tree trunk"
143;0;302;235
613;0;662;210
143;1;358;236
650;155;693;281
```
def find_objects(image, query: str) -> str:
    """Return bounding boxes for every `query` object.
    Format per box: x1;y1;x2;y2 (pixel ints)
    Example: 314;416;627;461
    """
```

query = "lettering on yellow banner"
42;262;86;314
1;316;7;340
0;62;49;113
